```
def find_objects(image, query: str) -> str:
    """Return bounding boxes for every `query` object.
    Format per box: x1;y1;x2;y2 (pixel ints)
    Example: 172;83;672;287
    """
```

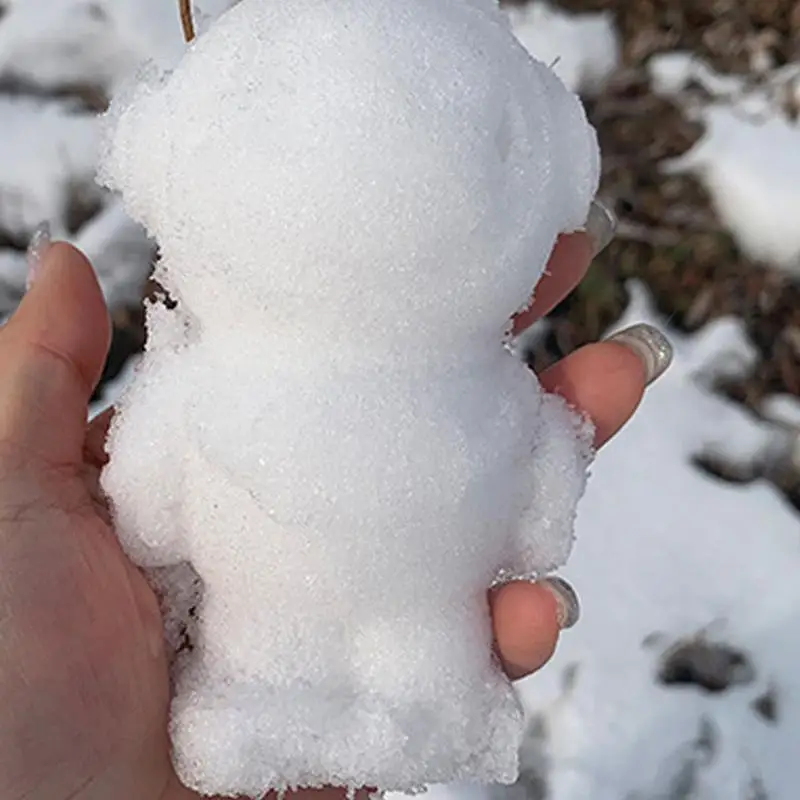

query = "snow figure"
98;0;600;795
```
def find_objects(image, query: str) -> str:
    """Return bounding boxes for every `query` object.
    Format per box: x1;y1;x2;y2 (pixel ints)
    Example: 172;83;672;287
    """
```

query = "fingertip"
539;340;647;447
490;580;561;681
511;232;593;335
604;323;673;387
601;339;650;394
17;241;110;377
0;242;111;463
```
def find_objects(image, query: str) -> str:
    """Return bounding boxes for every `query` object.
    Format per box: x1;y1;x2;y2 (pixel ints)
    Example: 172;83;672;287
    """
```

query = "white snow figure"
98;0;599;795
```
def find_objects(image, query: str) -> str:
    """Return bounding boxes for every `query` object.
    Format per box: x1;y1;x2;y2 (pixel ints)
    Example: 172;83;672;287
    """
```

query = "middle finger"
511;199;617;335
511;232;592;336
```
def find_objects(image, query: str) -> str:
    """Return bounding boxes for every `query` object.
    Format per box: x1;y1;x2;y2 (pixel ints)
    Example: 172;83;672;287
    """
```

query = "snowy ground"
6;1;800;799
515;289;800;800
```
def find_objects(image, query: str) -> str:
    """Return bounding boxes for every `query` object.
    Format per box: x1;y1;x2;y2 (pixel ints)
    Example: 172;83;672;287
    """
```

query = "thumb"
0;239;111;467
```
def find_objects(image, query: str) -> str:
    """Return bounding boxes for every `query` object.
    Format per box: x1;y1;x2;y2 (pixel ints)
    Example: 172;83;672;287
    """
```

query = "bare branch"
179;0;195;43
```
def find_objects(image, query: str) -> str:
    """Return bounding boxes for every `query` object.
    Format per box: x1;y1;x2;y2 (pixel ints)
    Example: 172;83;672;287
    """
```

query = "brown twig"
179;0;196;43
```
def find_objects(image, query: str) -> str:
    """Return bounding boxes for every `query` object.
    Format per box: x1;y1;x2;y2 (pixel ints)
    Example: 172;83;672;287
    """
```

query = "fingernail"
26;222;52;289
540;576;580;630
606;323;674;386
584;198;617;257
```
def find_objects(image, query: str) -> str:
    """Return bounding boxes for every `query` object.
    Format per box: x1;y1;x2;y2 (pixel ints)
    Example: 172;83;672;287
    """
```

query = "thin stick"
179;0;196;43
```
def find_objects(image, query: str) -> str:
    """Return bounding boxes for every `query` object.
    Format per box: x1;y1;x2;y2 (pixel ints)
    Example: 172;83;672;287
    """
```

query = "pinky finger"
490;578;579;682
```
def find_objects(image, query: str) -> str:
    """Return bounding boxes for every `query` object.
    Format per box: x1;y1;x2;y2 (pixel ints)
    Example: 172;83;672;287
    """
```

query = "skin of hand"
0;237;652;800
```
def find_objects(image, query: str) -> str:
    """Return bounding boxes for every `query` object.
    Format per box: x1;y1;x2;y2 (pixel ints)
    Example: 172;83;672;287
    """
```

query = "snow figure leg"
171;587;525;794
342;599;525;786
100;359;189;569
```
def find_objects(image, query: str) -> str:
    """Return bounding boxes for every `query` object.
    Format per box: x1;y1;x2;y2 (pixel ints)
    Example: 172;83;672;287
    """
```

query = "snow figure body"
98;0;600;794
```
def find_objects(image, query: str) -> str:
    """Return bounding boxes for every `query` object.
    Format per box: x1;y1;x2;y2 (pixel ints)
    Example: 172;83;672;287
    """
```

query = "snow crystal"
98;0;599;794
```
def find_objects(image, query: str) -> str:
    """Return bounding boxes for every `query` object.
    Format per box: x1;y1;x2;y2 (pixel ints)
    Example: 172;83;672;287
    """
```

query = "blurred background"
0;1;798;798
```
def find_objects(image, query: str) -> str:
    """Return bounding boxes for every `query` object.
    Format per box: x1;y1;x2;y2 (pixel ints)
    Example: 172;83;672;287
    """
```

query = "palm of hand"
0;238;648;800
0;435;174;800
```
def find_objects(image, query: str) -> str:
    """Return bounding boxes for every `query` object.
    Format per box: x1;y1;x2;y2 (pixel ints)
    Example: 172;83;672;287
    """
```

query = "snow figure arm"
510;391;595;579
100;347;189;569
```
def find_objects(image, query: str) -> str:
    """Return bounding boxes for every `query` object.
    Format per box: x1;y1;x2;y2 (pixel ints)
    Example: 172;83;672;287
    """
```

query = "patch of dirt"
752;686;780;725
658;636;756;693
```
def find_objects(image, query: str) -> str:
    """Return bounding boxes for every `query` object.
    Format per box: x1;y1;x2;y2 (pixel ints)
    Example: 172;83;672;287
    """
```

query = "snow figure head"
100;0;598;347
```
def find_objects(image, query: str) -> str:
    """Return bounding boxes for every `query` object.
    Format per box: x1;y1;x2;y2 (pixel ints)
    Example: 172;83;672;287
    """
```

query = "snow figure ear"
539;66;600;230
97;64;174;233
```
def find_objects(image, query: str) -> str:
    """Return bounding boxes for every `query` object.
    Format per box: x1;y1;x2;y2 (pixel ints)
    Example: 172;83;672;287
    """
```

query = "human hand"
497;202;672;680
0;218;669;800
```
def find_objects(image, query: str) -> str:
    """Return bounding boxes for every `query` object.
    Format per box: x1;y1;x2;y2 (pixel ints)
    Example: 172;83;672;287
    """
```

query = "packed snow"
98;0;599;794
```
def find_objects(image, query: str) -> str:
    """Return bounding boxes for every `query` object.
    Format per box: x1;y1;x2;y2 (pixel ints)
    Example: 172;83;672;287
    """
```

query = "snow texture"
98;0;599;794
